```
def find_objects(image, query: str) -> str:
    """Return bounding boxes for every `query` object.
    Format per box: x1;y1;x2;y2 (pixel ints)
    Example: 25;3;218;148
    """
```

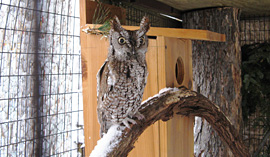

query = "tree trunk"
182;7;242;157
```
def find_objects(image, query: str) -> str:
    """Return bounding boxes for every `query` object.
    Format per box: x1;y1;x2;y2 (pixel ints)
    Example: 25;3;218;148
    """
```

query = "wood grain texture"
83;24;226;42
80;0;86;26
161;37;194;157
96;87;250;157
81;35;109;156
156;36;168;157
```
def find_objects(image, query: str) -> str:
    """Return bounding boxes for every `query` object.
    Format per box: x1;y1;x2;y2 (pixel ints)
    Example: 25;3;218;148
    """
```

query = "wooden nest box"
80;0;225;156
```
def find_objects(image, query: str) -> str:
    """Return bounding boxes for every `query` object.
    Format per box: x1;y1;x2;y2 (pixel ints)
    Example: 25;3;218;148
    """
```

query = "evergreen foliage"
241;42;270;130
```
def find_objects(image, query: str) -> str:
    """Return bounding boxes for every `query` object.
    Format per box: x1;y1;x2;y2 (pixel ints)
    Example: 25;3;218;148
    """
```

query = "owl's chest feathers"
109;59;147;85
103;59;147;121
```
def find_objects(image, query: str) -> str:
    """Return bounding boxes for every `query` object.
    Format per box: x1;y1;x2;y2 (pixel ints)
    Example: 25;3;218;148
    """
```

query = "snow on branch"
90;86;250;157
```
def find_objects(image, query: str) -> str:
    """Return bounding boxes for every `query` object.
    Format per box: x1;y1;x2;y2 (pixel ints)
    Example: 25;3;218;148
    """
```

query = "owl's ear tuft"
139;16;150;34
110;16;123;32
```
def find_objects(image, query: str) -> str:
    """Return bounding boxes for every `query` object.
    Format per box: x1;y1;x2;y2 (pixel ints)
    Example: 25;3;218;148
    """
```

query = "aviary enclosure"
0;0;269;156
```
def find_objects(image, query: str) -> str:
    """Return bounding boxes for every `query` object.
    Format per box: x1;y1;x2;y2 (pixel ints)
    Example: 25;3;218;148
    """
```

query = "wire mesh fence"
113;2;181;28
240;15;270;156
0;0;84;156
240;15;270;46
242;111;270;156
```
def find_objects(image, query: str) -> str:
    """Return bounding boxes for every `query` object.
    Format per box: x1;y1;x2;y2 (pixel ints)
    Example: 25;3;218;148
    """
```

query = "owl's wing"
97;60;108;101
96;60;110;137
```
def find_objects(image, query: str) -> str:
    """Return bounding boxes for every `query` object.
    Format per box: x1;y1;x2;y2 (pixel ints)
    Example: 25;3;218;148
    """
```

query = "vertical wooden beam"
157;36;194;157
80;0;110;152
165;38;194;157
156;36;168;157
80;34;109;156
80;0;86;26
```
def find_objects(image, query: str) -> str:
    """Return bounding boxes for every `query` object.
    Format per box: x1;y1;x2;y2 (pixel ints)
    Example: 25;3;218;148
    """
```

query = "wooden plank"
80;0;86;26
80;34;109;156
156;36;168;157
158;37;194;157
80;0;91;156
82;24;226;42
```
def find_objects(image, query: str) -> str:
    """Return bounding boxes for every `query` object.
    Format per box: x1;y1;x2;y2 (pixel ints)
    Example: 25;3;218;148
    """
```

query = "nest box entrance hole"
175;57;184;85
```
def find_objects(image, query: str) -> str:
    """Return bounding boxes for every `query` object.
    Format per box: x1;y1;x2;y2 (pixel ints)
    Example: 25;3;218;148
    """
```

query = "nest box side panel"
157;36;194;157
165;37;194;157
81;34;109;156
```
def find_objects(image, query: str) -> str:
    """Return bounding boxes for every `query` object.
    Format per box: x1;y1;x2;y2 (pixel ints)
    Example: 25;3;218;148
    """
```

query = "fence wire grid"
240;15;270;46
113;2;181;28
240;15;270;156
0;0;84;156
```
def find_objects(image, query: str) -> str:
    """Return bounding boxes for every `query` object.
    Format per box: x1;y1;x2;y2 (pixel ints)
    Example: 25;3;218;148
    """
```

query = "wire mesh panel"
114;2;181;28
242;112;270;156
240;15;270;46
240;15;270;156
0;0;84;156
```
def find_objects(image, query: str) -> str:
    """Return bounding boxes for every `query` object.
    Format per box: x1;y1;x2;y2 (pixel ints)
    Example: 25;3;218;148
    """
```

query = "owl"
97;16;150;137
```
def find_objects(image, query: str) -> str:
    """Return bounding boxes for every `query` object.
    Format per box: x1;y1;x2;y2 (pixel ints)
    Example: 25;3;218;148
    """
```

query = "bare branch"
90;86;250;157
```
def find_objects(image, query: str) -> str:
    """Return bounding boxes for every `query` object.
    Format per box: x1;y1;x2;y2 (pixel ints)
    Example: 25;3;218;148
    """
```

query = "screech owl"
97;16;150;137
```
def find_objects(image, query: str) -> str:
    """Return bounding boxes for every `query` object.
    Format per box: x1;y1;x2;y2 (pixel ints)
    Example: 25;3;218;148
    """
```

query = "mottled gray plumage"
97;16;150;137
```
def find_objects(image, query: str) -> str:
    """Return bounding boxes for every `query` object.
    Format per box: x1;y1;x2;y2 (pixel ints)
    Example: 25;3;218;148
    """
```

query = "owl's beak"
132;47;136;55
129;39;136;55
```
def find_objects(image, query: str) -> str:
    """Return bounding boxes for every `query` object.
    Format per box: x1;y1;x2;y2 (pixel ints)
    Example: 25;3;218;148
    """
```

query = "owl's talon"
135;112;145;120
122;117;136;129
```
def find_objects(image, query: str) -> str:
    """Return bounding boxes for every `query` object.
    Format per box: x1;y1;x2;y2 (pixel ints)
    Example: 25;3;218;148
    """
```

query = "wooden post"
157;36;194;156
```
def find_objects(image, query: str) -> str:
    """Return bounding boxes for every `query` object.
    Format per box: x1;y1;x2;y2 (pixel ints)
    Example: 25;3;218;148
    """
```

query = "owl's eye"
139;37;145;45
118;37;126;45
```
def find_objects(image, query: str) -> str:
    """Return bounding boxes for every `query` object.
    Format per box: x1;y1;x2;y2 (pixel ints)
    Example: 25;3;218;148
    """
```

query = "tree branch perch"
90;86;250;157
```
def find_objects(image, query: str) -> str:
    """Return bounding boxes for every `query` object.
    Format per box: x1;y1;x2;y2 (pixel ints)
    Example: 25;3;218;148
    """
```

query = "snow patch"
90;124;123;157
159;87;172;94
159;87;179;94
